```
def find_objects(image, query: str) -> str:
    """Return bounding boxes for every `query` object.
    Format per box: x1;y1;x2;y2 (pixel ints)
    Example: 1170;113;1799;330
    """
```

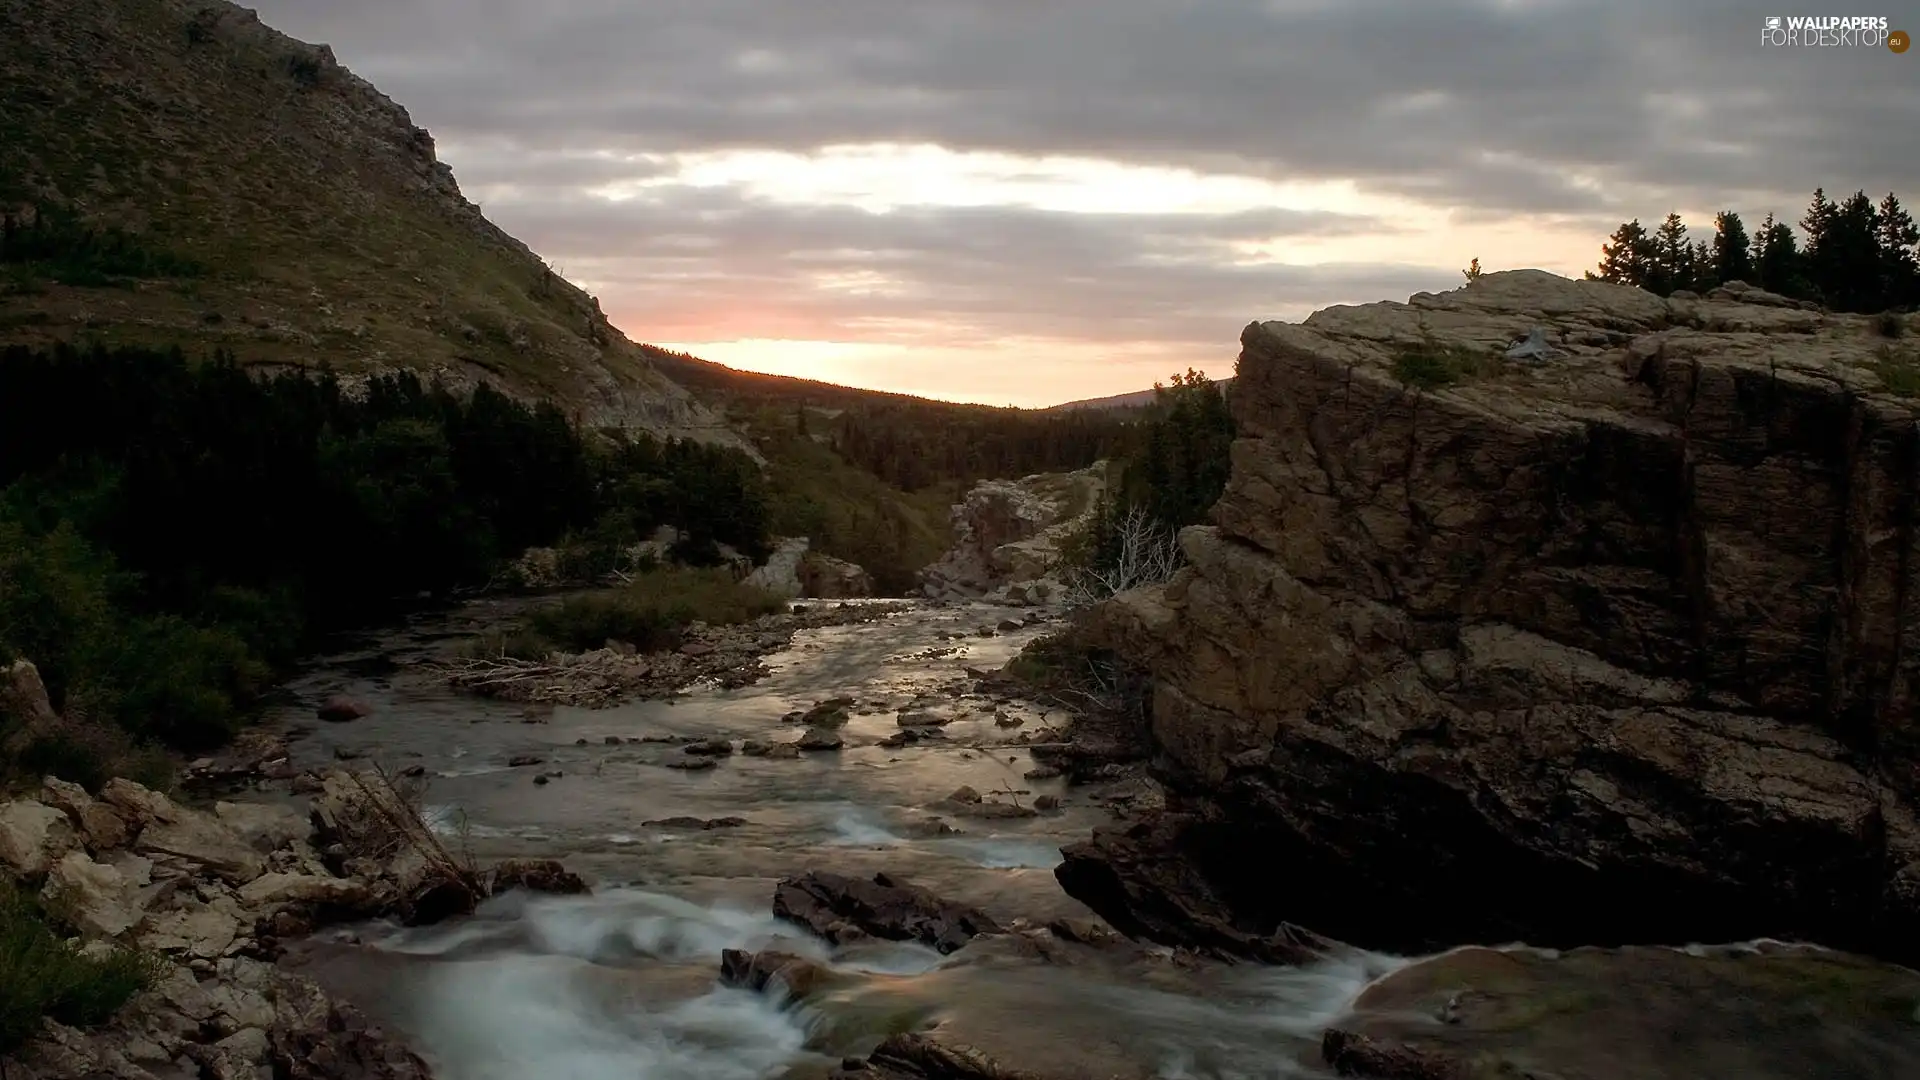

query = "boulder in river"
316;694;372;723
772;870;1000;954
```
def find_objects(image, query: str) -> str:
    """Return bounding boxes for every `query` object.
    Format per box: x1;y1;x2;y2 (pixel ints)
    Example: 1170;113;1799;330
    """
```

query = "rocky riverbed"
9;588;1920;1080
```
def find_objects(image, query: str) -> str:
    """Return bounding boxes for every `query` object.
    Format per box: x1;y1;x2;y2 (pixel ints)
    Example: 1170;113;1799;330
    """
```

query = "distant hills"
1046;378;1236;412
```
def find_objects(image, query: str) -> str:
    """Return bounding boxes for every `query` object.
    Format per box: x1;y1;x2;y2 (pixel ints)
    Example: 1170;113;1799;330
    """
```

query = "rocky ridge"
1055;270;1920;965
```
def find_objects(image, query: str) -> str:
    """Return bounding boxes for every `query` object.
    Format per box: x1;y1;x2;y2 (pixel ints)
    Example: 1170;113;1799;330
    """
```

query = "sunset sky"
251;1;1915;407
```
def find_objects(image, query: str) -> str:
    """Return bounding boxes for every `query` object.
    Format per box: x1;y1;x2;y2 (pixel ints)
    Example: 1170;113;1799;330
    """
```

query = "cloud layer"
252;0;1919;404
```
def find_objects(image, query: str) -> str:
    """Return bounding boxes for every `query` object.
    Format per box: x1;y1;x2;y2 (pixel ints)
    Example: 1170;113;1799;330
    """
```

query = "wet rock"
1023;766;1061;781
897;710;952;728
604;735;624;744
316;695;372;723
879;730;942;749
644;816;748;830
1055;815;1336;965
947;786;981;804
679;642;715;657
719;948;834;1000
1033;796;1060;812
506;754;545;767
684;738;735;757
797;727;844;752
996;619;1022;632
1045;917;1117;946
801;698;857;727
773;870;1000;954
664;757;718;771
487;858;589;895
860;1032;1052;1080
994;713;1024;728
1320;1030;1462;1079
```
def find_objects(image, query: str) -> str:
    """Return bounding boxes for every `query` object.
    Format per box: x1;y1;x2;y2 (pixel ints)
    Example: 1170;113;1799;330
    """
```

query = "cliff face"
919;462;1116;603
1055;270;1920;963
0;0;742;447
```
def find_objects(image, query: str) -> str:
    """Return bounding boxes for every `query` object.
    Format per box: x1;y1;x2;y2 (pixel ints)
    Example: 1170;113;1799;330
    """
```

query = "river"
257;596;1402;1080
250;595;1920;1080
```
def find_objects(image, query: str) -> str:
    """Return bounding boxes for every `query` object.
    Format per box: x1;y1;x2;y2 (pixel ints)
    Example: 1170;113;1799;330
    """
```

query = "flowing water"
259;596;1920;1080
267;598;1407;1080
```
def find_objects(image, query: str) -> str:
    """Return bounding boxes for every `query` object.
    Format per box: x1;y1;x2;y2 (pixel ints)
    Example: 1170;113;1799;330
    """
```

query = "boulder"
0;799;76;878
1056;270;1920;965
773;870;999;954
134;806;266;885
316;695;372;723
43;851;147;937
42;777;132;850
718;948;835;1000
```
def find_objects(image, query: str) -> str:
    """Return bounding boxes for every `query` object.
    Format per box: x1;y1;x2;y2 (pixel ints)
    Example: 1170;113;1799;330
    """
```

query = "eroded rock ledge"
1055;270;1920;964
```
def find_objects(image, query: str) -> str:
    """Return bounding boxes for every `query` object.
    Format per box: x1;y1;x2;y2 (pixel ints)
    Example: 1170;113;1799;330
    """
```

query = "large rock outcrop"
919;462;1116;602
1056;270;1920;964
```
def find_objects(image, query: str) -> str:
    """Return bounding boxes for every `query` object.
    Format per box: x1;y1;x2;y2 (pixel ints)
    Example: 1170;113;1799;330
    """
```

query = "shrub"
1868;345;1920;397
0;883;164;1056
1390;339;1499;390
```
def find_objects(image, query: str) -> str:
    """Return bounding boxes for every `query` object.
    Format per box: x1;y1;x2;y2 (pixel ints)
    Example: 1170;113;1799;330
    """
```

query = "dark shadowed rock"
1320;1030;1464;1080
772;870;999;954
486;858;588;896
316;695;372;723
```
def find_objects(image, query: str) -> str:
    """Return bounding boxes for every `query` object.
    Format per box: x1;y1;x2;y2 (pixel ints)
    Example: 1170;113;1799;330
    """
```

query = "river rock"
719;948;835;1000
487;858;589;895
1058;270;1920;965
316;695;372;722
797;727;844;751
684;738;735;756
773;870;1001;954
1322;942;1920;1079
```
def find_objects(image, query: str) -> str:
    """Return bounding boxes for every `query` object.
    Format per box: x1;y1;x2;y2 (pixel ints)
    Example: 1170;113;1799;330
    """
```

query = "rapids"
265;597;1405;1080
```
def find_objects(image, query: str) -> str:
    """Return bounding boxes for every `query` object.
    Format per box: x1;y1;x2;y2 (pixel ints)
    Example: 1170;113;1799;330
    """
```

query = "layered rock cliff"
919;462;1116;603
1055;270;1920;964
0;0;741;447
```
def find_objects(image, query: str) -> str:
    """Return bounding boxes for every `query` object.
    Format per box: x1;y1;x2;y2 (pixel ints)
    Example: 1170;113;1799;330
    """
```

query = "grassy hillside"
0;0;733;442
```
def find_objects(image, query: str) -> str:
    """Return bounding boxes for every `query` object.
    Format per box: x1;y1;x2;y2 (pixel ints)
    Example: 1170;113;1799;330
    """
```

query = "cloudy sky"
251;0;1917;406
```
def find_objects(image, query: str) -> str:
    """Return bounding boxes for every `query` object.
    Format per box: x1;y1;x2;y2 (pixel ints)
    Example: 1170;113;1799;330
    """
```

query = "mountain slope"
0;0;738;445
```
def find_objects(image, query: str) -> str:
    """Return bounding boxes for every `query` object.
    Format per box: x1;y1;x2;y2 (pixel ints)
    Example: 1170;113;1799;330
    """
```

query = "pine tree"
1825;191;1884;312
1711;211;1753;286
1875;192;1920;309
1798;188;1839;305
1648;213;1692;296
1593;220;1656;288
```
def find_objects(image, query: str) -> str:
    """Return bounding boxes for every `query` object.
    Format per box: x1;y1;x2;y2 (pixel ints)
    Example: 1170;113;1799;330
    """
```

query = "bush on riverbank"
0;882;164;1055
468;567;788;658
0;343;772;770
